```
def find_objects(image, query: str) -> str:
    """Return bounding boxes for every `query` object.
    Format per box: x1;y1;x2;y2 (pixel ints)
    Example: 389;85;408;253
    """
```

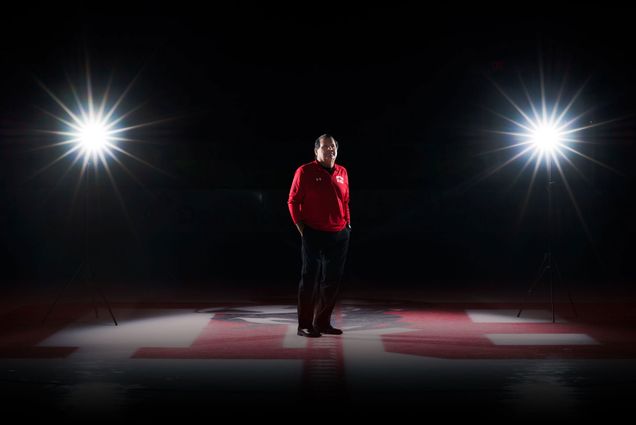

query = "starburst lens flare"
28;60;177;231
480;67;623;238
529;122;565;154
75;115;115;159
31;61;171;190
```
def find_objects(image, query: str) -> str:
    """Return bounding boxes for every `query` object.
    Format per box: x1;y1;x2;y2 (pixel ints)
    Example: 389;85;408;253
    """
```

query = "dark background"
1;8;635;297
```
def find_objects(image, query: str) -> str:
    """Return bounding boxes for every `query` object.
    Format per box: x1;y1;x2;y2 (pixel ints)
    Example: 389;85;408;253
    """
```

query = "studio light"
482;68;619;322
528;122;566;155
36;61;163;326
75;116;114;159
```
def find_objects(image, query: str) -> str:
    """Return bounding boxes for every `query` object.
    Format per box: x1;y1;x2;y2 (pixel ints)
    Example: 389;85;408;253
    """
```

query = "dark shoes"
297;327;321;338
297;326;343;337
315;326;343;335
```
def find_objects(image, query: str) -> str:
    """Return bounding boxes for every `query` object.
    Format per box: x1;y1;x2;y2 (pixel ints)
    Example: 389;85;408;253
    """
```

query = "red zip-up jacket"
288;160;350;232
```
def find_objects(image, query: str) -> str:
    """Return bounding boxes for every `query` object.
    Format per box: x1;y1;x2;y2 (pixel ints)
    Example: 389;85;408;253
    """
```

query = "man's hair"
314;134;338;150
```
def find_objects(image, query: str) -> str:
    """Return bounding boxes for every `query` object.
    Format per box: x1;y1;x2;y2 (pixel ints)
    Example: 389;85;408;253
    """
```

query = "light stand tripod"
43;166;118;325
517;158;577;323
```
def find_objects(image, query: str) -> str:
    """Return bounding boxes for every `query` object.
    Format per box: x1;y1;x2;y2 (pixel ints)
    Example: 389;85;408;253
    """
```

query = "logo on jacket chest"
315;175;344;184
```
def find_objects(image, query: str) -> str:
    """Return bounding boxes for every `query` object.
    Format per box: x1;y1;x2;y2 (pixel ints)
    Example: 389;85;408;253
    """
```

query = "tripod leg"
85;262;99;319
518;253;549;318
96;286;118;326
42;261;84;325
554;260;577;318
85;262;118;326
550;264;555;324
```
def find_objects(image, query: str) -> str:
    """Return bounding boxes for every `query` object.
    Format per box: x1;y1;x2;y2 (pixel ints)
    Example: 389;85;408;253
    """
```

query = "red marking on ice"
134;316;330;360
380;306;636;359
0;304;82;358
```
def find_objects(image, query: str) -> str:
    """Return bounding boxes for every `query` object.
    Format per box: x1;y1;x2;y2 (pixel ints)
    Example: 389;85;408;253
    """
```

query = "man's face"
315;137;337;167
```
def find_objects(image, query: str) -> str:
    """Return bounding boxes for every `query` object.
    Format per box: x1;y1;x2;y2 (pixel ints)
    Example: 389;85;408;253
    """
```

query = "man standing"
288;134;351;338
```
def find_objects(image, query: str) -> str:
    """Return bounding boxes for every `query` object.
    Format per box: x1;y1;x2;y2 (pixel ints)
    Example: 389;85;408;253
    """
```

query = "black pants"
298;226;350;329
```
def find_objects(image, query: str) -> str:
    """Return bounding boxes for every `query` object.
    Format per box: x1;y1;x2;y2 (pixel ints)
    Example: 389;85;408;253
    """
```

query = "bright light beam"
27;57;179;240
478;64;625;241
528;122;566;154
30;58;178;189
73;112;117;160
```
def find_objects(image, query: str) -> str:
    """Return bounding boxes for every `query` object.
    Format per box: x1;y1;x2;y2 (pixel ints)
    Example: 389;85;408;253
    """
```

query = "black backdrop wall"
1;9;635;294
